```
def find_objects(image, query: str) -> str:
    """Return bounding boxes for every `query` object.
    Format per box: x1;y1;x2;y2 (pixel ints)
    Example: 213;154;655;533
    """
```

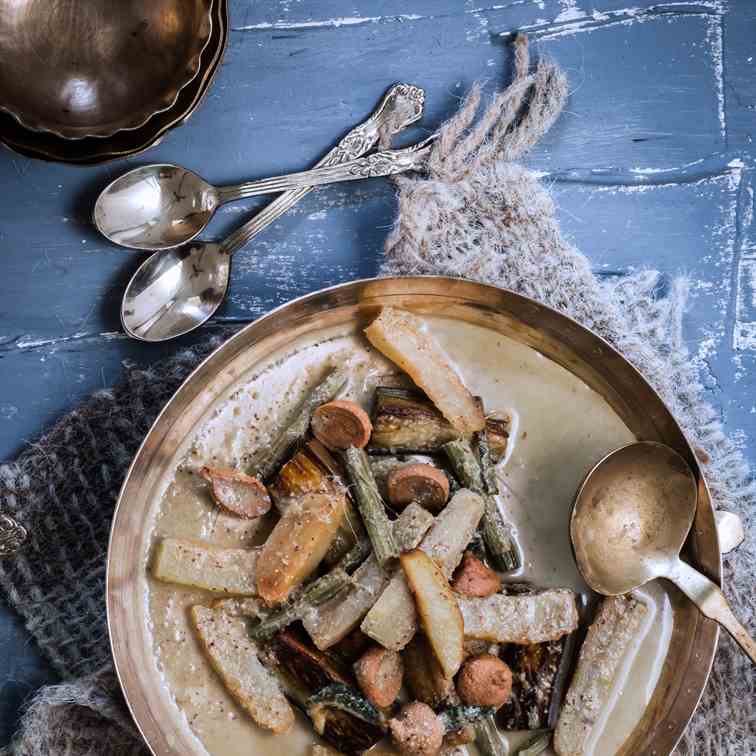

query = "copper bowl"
0;0;227;163
0;0;213;140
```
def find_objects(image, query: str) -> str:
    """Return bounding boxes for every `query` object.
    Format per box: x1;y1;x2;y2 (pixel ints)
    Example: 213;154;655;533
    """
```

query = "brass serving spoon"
96;136;432;251
119;83;426;341
571;441;756;664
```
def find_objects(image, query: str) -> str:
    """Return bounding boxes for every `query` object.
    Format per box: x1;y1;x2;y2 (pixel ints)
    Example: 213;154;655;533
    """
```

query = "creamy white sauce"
145;318;673;756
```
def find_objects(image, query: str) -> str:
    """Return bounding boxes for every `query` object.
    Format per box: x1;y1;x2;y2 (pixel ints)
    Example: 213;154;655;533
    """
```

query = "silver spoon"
120;85;427;342
571;441;756;664
96;132;428;250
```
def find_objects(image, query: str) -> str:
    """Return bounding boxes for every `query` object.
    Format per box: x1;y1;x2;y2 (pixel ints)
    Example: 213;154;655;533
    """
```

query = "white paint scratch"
734;183;756;352
7;331;125;353
233;3;539;33
704;9;727;140
509;2;725;42
234;14;423;31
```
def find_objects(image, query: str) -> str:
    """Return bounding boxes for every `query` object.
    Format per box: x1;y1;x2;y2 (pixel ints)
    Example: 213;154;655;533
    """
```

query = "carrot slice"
200;466;272;519
387;463;450;512
312;400;373;450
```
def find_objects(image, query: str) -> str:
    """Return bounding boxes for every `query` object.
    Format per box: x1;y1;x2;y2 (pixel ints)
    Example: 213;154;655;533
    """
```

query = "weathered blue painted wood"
0;0;753;746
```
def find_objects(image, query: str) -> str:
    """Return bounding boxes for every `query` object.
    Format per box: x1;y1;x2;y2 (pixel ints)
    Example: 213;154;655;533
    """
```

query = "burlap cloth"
1;36;753;756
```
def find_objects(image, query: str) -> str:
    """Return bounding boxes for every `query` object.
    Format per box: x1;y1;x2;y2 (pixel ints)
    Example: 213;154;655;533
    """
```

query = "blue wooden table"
1;0;754;744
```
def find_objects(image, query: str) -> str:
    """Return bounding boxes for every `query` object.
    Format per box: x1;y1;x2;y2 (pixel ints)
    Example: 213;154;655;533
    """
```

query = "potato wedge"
152;538;260;595
361;489;484;650
257;490;347;605
364;308;485;435
400;549;464;679
191;605;294;734
303;503;434;649
403;634;455;708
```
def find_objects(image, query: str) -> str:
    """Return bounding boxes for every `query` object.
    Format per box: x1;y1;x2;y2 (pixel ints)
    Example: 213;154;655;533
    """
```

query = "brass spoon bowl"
0;0;213;140
572;441;756;663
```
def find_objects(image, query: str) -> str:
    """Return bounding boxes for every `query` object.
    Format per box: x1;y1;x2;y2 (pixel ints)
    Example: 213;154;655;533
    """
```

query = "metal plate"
0;0;213;140
107;277;719;756
0;0;227;164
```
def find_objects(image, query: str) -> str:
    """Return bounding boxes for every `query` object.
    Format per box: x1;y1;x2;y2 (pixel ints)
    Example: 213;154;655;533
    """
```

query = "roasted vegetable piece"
354;646;404;708
270;632;384;754
269;447;339;502
456;654;513;709
343;446;399;567
478;430;521;571
152;538;260;595
361;489;484;650
312;400;373;450
499;640;566;731
369;388;460;452
403;634;455;708
459;590;579;644
199;466;272;518
271;628;352;692
387;463;450;512
364;308;485;435
370;387;509;458
443;437;520;571
303;503;434;649
389;702;445;756
444;724;476;747
554;595;648;756
250;567;351;641
401;549;464;679
437;705;495;732
255;367;349;480
256;490;347;605
329;627;372;664
270;440;365;567
485;412;512;463
191;606;294;733
452;551;502;597
307;684;385;753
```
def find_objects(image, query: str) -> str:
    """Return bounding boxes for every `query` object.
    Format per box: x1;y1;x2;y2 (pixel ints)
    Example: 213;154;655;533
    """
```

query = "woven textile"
2;36;753;756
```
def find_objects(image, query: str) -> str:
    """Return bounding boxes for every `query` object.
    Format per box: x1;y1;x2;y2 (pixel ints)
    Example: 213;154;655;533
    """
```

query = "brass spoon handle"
216;136;434;205
220;82;425;256
668;558;756;664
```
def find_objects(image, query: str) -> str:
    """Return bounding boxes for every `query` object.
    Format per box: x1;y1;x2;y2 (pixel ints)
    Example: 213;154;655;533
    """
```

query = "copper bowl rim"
107;276;719;756
0;0;227;163
0;0;214;140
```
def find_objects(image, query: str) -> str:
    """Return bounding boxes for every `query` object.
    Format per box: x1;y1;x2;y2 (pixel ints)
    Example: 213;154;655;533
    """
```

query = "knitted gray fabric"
2;35;753;756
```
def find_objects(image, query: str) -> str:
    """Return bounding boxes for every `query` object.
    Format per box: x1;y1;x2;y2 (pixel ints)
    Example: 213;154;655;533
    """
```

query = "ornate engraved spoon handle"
0;513;27;557
221;83;425;255
216;136;434;204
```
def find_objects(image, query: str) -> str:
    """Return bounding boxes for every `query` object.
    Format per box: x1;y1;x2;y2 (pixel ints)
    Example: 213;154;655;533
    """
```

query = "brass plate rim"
107;275;719;756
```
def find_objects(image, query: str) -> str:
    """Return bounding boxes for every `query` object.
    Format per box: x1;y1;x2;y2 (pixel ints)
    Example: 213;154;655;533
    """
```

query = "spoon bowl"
121;242;229;341
572;440;756;664
571;441;697;595
95;164;220;250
